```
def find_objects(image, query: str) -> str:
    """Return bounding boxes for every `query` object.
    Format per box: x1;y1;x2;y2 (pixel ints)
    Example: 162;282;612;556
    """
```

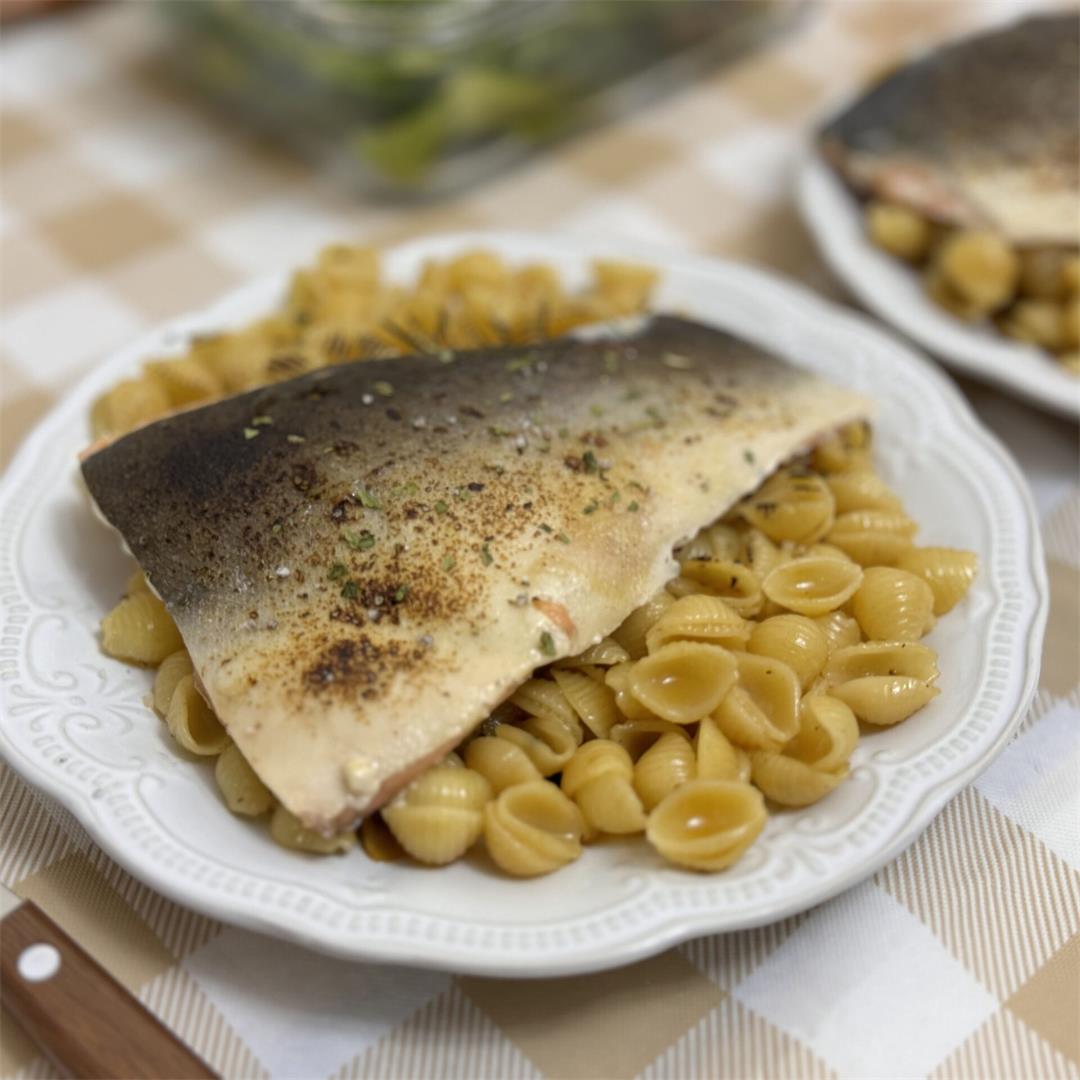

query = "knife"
0;881;217;1079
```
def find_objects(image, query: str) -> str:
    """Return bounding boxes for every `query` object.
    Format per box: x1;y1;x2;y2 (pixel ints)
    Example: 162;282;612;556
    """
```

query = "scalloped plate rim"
0;231;1048;977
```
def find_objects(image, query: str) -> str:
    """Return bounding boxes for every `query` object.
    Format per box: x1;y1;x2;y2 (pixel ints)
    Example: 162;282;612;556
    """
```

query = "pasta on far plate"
93;245;977;879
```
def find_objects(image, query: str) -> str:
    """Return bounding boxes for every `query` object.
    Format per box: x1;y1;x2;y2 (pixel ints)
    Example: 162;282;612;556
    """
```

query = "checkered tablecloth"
2;2;1078;1078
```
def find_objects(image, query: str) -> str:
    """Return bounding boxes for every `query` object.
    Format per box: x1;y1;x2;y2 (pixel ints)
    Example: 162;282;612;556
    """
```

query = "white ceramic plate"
0;233;1047;977
798;154;1080;420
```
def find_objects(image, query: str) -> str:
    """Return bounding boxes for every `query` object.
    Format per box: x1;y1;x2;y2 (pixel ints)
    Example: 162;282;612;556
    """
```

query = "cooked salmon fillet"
820;13;1080;247
82;315;870;833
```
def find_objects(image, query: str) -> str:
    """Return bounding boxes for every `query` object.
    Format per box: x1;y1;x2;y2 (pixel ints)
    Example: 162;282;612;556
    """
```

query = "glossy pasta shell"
269;805;356;855
214;743;273;816
552;667;619;738
627;641;738;724
762;556;863;617
605;662;662;722
739;471;835;544
464;736;542;793
381;804;485;865
633;732;697;811
750;752;846;807
646;780;766;872
825;641;940;684
852;567;936;642
747;614;828;690
392;764;492;812
495;716;578;776
832;676;939;726
609;719;689;762
896;547;978;615
100;590;183;666
678;560;763;617
360;815;404;862
827;510;918;566
826;471;903;513
153;649;193;716
644;594;751;653
575;775;647;835
813;610;863;653
483;782;584;877
703;522;743;560
510;678;579;730
811;423;872;474
561;740;633;796
611;590;675;659
713;653;801;751
125;567;150;596
695;716;751;782
786;694;860;773
741;528;787;581
166;675;229;756
554;636;630;668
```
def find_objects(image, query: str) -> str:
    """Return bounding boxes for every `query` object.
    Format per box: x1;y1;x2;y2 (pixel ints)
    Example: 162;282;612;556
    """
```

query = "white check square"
184;926;449;1080
731;882;998;1078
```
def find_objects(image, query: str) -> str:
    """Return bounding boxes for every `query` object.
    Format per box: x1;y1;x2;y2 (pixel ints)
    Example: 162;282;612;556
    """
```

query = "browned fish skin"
821;13;1080;246
82;316;867;832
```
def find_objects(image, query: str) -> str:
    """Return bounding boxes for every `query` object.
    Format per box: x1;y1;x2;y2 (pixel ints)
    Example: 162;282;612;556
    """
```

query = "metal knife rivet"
17;943;61;982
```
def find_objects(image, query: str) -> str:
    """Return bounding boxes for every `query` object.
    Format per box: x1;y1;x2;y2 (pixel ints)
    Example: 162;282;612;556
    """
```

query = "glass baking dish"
160;0;806;198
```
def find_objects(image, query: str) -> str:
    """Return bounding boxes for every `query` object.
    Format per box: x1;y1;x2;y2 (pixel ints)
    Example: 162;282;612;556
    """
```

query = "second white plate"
0;232;1048;976
799;153;1080;420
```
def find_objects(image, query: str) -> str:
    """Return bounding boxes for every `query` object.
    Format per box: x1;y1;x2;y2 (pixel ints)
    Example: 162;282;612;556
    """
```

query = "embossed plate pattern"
799;154;1080;420
0;233;1047;976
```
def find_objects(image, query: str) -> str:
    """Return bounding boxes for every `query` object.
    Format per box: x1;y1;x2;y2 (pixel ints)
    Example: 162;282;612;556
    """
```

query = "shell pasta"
101;347;973;875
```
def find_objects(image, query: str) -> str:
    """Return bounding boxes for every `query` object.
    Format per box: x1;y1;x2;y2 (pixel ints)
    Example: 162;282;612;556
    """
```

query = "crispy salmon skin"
82;316;869;833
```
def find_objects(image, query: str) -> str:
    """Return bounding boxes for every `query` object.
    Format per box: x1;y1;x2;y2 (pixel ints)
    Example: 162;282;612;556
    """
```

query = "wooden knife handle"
1;899;217;1079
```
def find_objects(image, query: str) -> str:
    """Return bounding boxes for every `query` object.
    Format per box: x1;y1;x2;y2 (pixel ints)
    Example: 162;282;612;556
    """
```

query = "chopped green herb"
627;501;640;513
489;424;512;437
271;522;282;534
743;449;756;465
645;405;664;423
480;543;493;566
609;490;621;505
623;388;643;402
539;523;553;534
344;529;376;551
455;488;472;502
583;500;599;515
286;434;306;444
557;427;570;439
441;554;456;571
353;486;381;510
582;450;599;474
251;415;273;426
505;356;532;373
393;585;410;603
340;580;359;600
590;404;605;417
373;381;394;397
603;349;619;375
243;427;259;440
539;632;556;657
555;532;571;544
328;562;348;580
499;391;513;403
434;500;449;514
